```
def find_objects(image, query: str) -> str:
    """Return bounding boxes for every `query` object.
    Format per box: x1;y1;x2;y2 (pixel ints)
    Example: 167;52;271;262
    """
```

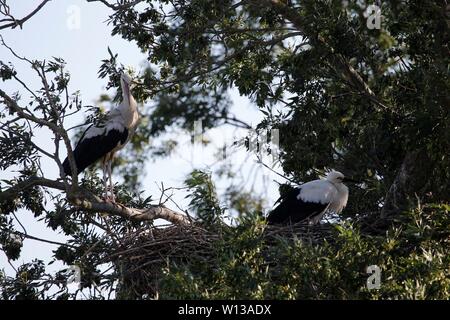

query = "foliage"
100;0;449;205
184;170;223;225
157;204;449;299
0;0;449;300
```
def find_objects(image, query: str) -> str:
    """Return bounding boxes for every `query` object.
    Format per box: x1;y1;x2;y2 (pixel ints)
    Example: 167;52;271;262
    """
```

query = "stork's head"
325;171;345;184
120;72;133;98
121;72;133;85
326;170;359;185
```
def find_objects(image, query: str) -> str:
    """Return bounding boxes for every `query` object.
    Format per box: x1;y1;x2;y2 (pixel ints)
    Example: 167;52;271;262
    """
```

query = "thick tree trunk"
381;150;433;217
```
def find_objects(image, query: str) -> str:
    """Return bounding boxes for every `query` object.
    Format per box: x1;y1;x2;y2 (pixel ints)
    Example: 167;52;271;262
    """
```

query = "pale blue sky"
0;1;283;279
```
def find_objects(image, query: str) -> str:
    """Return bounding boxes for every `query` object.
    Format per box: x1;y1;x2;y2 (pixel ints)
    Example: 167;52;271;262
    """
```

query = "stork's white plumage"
267;171;349;225
62;73;139;201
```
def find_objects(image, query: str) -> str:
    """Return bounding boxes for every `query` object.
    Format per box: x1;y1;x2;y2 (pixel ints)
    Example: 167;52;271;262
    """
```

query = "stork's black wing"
267;187;328;225
62;127;128;176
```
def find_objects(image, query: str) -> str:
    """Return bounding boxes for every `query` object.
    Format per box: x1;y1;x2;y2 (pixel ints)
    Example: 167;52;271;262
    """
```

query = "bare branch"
0;176;190;226
3;229;77;248
86;0;143;10
0;0;50;30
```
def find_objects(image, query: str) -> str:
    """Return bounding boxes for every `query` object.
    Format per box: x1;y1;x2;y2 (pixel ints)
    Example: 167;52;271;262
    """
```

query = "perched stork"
62;72;139;201
267;171;351;225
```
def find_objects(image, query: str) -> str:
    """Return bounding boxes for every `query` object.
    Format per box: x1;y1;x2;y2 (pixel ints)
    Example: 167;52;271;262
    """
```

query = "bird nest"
106;221;337;299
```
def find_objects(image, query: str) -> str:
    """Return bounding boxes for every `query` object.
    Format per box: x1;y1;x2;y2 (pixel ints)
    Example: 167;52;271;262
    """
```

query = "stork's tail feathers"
265;208;281;225
62;158;73;176
62;156;84;177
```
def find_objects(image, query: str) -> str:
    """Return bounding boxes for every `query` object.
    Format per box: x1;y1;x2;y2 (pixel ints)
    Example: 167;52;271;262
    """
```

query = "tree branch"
0;0;50;30
381;150;433;217
86;0;142;10
3;229;77;248
0;176;190;226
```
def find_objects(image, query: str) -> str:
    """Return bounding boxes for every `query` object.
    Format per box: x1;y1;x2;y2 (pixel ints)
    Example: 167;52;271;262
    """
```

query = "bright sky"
0;1;283;280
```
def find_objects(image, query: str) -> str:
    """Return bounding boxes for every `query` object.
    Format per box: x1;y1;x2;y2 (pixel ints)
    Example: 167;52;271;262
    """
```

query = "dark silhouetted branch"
0;0;50;30
0;176;190;226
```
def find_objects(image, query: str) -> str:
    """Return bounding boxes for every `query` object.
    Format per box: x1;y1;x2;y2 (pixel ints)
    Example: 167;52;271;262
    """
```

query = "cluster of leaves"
185;170;224;225
0;167;45;220
0;168;157;299
1;259;47;300
158;204;449;299
100;0;449;209
0;257;112;300
0;47;159;299
275;0;449;210
0;124;37;171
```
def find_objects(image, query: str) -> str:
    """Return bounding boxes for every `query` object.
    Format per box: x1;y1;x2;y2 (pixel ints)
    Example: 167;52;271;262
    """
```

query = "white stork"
62;72;139;201
267;171;352;225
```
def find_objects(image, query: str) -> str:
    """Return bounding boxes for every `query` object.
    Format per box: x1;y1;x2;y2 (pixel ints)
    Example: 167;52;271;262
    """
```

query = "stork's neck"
121;79;132;107
334;182;348;194
122;90;137;111
329;182;349;213
119;80;139;128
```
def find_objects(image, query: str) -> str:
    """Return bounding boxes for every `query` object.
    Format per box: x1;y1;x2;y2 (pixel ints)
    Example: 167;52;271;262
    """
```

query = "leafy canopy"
0;0;449;299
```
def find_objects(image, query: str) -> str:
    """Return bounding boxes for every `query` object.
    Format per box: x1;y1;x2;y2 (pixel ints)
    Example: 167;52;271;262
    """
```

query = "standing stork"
267;171;352;225
62;72;139;201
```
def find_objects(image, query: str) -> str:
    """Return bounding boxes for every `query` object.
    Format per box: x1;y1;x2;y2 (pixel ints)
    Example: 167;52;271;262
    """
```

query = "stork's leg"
107;159;115;202
102;159;109;201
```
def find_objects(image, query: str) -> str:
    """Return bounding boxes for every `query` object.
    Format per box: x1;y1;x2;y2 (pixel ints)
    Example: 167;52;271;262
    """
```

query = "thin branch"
0;116;20;130
0;34;33;64
0;0;50;30
155;183;194;223
256;156;297;185
86;0;142;10
3;229;76;248
0;88;78;186
11;212;27;236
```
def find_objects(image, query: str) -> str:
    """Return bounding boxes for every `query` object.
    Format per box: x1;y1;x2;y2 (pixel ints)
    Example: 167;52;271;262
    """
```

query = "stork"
62;72;139;202
266;171;352;225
